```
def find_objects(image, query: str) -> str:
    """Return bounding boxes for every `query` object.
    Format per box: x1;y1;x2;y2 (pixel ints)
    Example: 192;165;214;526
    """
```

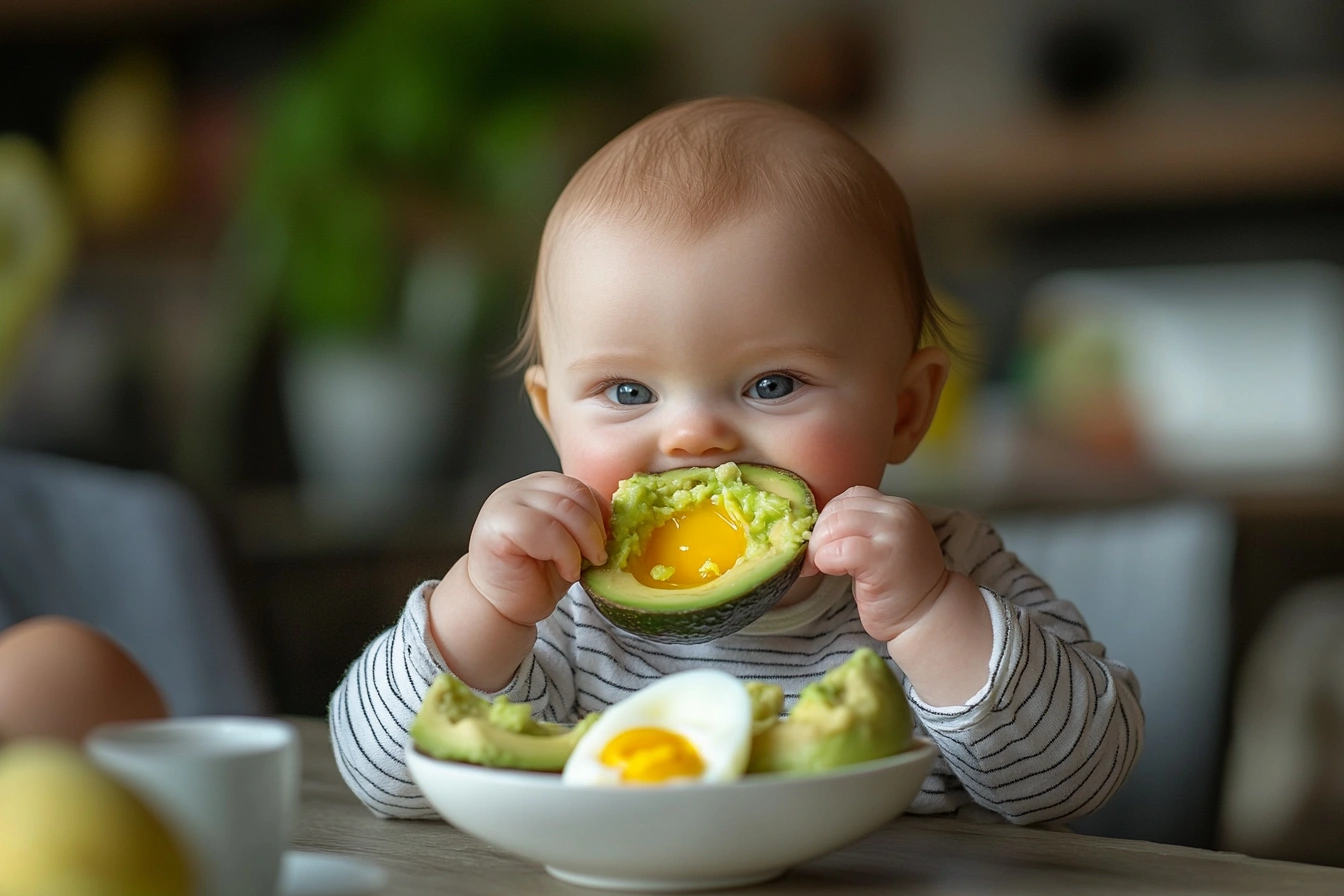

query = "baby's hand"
806;487;950;643
467;473;608;626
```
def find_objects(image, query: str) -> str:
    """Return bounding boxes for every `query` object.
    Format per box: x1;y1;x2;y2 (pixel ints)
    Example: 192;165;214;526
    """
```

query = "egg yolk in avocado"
630;503;746;589
599;727;705;783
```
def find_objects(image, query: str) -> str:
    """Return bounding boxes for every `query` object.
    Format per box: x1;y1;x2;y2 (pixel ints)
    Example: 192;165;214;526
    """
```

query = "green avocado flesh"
580;463;818;644
747;648;912;774
409;673;598;771
409;650;909;777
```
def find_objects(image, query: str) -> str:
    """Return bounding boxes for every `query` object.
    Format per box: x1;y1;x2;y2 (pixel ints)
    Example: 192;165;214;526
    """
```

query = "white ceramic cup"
87;716;301;896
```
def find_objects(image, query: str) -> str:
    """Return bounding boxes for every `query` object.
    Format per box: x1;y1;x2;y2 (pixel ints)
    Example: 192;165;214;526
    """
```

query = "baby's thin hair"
503;96;953;371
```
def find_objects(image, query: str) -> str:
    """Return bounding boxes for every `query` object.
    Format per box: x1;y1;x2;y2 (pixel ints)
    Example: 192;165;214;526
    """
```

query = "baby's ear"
524;365;556;441
887;346;951;464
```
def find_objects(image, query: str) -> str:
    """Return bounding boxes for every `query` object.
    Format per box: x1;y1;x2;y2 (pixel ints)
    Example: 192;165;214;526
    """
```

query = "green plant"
180;0;651;488
248;0;651;339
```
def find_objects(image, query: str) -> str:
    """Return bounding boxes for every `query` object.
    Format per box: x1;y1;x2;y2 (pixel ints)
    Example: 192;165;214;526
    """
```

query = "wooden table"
290;717;1344;895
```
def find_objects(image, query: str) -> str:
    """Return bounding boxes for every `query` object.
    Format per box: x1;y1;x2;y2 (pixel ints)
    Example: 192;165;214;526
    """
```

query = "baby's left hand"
805;487;951;643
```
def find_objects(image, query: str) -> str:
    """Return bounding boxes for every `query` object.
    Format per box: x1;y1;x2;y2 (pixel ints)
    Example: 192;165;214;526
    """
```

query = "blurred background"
2;0;1342;862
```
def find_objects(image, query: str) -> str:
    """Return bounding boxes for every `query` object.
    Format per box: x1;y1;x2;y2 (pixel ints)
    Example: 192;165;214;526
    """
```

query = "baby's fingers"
518;476;609;567
522;515;591;583
809;533;883;580
473;504;585;585
812;491;927;543
800;551;819;578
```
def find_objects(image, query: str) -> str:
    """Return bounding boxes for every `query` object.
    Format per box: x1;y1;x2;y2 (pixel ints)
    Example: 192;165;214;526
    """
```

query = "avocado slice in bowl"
581;462;818;644
410;672;599;771
746;647;913;774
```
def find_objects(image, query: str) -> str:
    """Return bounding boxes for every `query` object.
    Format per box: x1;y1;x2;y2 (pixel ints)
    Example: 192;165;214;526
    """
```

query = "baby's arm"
809;494;1143;824
328;583;585;818
806;488;993;704
905;511;1143;824
427;473;607;691
328;472;605;817
329;583;443;819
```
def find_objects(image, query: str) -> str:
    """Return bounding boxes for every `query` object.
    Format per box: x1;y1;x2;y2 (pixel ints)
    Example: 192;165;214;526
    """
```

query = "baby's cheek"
557;444;632;507
779;436;888;511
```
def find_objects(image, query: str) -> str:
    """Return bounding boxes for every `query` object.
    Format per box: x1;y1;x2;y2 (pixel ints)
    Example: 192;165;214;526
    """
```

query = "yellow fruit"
0;740;192;896
0;135;73;384
61;50;177;234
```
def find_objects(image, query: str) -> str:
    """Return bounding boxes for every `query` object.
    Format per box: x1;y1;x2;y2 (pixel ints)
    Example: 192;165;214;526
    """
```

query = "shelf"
0;0;313;32
228;482;479;561
884;410;1344;518
859;84;1344;214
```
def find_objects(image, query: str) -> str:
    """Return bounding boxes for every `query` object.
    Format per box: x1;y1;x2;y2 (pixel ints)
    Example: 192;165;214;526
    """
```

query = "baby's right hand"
466;473;608;626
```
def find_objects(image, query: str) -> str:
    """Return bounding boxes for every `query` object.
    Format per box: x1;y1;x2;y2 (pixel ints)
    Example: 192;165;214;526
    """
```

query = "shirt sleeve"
327;581;451;818
908;510;1145;825
495;589;583;724
327;582;582;817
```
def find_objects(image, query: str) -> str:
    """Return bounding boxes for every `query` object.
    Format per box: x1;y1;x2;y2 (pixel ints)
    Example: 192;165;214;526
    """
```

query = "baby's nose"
658;408;741;459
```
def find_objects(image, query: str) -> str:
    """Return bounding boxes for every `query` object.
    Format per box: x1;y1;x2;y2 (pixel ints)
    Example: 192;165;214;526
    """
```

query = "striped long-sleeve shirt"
329;506;1143;824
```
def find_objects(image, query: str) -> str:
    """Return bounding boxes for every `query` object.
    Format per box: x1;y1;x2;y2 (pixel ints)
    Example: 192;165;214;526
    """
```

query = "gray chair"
1221;577;1344;866
0;449;268;716
991;501;1235;847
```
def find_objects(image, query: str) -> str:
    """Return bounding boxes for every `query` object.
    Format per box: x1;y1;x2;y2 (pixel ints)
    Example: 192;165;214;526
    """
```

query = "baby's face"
527;210;922;510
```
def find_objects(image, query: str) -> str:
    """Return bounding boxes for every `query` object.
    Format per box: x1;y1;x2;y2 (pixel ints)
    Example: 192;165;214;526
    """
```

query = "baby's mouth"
645;457;762;475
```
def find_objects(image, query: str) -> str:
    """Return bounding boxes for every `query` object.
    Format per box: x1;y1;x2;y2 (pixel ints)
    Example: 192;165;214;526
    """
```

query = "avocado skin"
410;673;598;771
581;463;816;644
587;550;803;645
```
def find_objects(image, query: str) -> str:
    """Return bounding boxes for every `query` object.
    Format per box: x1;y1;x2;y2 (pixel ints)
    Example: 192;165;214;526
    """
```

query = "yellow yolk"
598;727;705;783
630;503;746;589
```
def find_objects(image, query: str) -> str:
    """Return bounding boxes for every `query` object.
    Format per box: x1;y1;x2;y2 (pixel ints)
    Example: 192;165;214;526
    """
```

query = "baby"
330;97;1142;823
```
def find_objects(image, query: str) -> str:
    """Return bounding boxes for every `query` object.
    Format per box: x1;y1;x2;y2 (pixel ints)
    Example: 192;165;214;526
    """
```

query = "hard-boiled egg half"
562;669;752;787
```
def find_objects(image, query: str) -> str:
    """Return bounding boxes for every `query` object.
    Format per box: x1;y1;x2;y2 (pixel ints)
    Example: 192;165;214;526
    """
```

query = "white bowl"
406;737;936;892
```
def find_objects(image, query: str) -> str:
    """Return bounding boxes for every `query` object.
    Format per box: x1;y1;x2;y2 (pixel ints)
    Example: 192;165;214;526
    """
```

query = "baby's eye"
748;374;797;400
606;382;655;405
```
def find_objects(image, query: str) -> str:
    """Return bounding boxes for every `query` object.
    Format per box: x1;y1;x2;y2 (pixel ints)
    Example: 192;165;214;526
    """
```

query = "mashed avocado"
606;462;814;572
581;463;819;644
746;680;786;736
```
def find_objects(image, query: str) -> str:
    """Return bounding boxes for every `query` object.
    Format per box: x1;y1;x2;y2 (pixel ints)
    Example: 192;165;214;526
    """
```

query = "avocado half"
746;648;912;774
581;462;817;645
410;672;598;771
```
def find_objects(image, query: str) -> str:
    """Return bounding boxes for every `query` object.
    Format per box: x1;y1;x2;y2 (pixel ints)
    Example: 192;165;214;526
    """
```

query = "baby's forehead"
515;99;932;368
543;190;878;278
535;210;908;333
548;105;897;242
540;204;855;289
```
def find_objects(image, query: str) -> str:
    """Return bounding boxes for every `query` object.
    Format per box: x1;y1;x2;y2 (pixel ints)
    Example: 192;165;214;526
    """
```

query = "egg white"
562;669;753;786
